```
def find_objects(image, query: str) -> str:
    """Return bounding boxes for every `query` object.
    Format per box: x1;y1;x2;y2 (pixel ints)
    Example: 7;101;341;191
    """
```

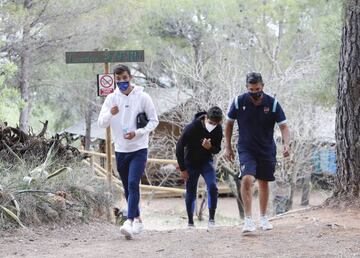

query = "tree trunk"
84;103;92;151
301;172;311;206
221;165;245;219
235;177;245;219
193;43;201;96
19;40;31;133
19;0;33;133
334;0;360;200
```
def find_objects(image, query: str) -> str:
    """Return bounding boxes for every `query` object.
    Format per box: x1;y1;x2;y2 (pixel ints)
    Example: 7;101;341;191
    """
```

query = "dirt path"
1;207;360;258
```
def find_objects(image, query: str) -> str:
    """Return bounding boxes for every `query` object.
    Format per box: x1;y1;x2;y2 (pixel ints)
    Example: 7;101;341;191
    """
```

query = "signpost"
66;49;144;222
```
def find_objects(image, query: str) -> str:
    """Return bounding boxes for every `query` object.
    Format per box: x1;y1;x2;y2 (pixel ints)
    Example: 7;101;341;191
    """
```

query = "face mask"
117;81;129;91
205;121;217;133
249;91;263;100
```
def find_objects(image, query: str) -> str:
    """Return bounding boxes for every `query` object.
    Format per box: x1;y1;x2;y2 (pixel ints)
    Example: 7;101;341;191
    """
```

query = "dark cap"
246;72;263;84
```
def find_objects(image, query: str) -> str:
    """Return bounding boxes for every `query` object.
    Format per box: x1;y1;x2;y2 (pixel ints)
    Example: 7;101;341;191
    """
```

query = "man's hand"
283;144;290;157
180;170;189;182
224;146;235;162
124;131;136;140
110;106;119;115
202;138;212;150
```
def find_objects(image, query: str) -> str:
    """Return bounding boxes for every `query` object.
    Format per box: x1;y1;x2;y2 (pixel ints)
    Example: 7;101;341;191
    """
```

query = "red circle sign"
100;75;114;88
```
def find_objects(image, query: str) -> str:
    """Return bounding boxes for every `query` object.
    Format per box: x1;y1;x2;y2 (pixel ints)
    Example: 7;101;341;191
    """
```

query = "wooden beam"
80;150;177;164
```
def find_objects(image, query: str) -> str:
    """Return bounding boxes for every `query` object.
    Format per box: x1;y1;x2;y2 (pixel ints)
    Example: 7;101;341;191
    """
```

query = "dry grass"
0;154;119;230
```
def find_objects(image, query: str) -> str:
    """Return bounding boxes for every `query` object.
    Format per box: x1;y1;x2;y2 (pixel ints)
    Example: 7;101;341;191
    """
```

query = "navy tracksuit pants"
115;148;147;220
185;160;218;219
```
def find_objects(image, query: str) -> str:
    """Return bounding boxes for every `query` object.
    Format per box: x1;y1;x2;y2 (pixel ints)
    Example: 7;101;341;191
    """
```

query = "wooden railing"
80;149;231;196
80;149;178;165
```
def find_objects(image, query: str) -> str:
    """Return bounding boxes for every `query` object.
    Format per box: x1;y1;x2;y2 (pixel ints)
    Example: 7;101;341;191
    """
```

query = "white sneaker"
242;217;256;233
132;219;144;235
120;220;133;239
207;220;216;230
260;216;273;231
187;223;195;229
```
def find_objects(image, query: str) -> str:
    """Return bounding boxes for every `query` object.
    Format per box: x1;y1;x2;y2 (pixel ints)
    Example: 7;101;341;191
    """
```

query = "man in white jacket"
98;64;159;239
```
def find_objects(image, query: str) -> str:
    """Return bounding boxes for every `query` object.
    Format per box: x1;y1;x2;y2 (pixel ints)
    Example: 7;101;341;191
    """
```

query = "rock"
40;203;59;222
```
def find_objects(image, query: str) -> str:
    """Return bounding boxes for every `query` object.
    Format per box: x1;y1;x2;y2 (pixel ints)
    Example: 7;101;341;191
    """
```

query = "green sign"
65;50;144;64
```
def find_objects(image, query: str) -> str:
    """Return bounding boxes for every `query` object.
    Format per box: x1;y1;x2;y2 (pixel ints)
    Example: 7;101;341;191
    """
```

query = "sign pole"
104;60;113;222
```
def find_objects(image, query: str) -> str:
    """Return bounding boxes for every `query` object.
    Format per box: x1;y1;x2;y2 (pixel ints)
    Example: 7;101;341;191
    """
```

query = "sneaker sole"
242;229;256;235
120;227;133;238
261;227;273;231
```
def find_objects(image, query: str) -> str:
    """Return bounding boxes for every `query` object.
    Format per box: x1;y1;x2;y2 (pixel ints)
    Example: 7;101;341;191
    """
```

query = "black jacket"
176;112;223;171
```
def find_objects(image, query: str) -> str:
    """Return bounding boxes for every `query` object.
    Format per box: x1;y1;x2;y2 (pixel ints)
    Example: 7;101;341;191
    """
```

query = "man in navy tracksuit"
176;106;223;229
225;72;290;233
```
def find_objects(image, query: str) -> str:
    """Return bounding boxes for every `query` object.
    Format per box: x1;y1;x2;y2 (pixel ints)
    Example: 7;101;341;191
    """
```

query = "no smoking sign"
97;73;115;96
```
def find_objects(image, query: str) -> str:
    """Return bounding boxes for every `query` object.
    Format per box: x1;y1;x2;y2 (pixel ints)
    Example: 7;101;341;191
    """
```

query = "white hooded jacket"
97;86;159;152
